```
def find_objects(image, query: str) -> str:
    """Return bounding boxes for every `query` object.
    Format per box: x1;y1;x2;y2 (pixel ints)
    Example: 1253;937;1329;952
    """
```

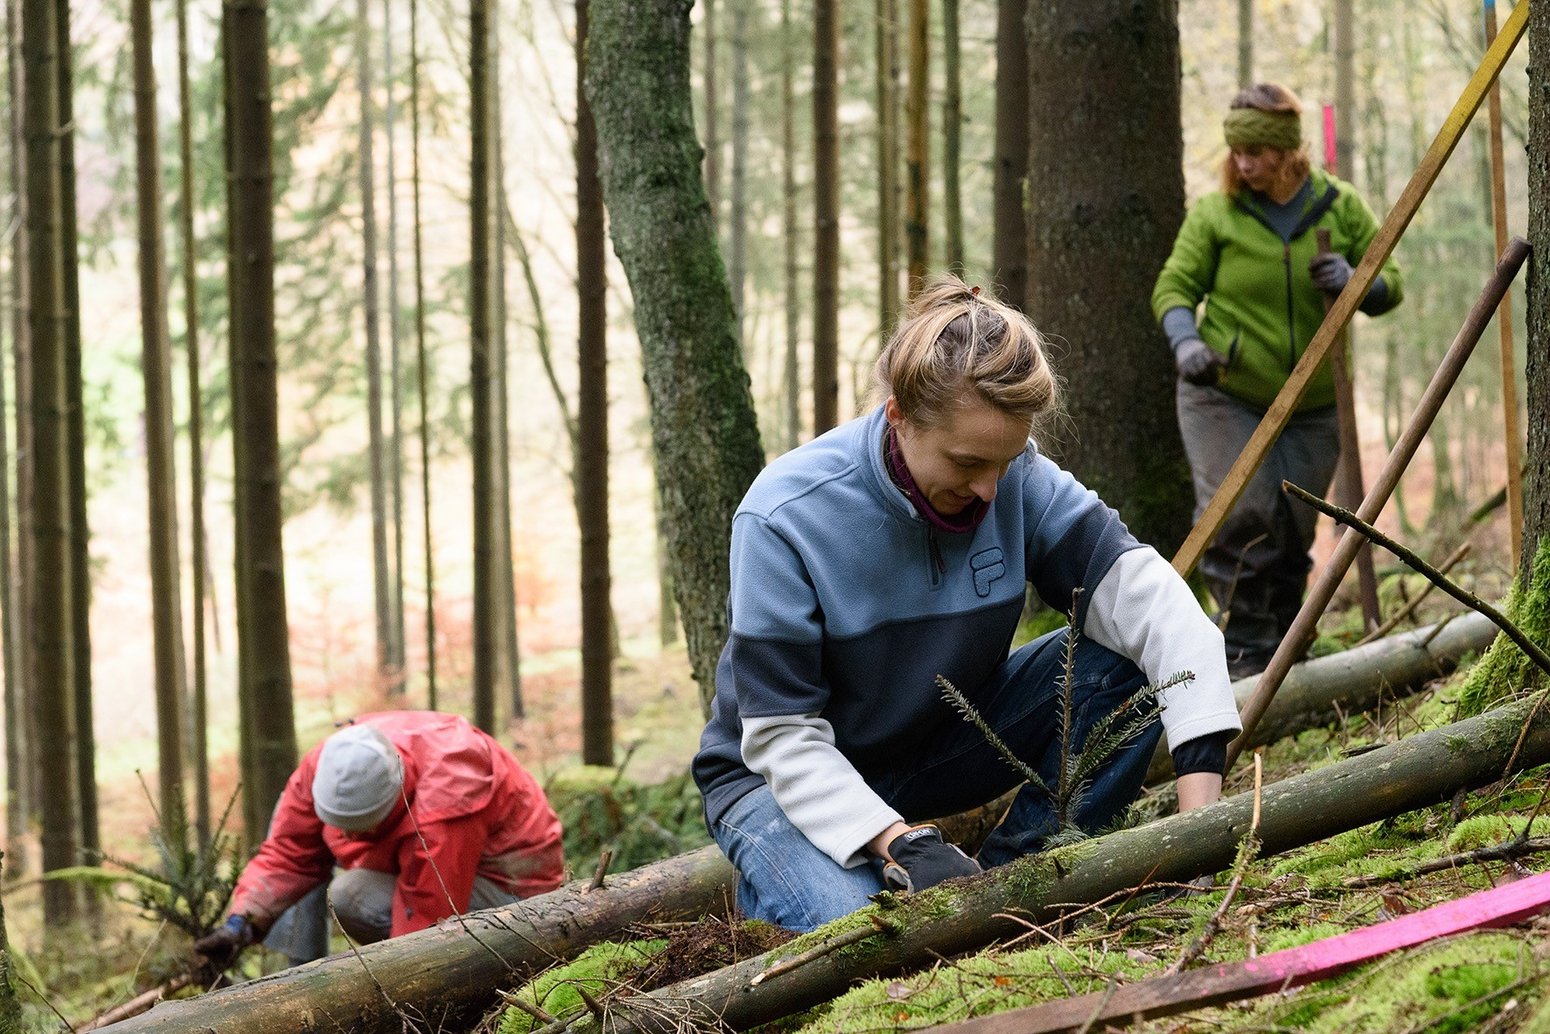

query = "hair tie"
970;285;981;298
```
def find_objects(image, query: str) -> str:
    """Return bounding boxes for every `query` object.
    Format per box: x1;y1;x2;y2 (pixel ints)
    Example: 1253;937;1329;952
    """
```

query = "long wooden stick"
1172;0;1528;578
919;870;1550;1034
1316;227;1381;632
1483;0;1523;569
1226;238;1530;770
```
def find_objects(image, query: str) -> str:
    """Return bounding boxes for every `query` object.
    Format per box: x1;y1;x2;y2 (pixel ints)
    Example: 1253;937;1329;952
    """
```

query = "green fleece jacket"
1151;169;1403;410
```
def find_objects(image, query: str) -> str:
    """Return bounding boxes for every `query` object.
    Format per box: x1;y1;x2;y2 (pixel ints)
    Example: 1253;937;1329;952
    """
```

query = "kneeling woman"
692;276;1243;932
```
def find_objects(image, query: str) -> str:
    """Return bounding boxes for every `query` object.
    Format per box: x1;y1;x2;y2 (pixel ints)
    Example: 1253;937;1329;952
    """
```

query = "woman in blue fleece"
692;276;1242;932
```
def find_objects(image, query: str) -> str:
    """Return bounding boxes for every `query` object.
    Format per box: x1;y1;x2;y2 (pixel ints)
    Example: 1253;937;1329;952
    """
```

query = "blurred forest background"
0;0;1537;997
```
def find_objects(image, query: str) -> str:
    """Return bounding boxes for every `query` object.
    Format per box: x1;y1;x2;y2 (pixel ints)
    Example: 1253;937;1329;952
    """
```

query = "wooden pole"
1483;0;1523;568
1316;228;1380;632
1226;238;1530;769
1172;0;1528;578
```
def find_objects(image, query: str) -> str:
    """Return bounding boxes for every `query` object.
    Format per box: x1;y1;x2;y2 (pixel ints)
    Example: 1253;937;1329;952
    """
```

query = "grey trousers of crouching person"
264;871;521;965
1176;379;1340;671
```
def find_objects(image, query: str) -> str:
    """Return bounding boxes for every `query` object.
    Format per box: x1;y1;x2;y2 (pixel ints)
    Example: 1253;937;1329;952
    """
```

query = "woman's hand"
1173;339;1224;386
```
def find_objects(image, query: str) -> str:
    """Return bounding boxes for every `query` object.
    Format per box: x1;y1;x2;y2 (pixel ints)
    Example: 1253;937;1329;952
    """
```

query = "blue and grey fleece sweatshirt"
692;405;1242;868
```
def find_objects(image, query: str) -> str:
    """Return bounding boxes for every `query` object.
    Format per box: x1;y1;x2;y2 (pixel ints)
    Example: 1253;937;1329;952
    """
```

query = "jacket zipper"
1232;182;1341;375
1282;242;1296;371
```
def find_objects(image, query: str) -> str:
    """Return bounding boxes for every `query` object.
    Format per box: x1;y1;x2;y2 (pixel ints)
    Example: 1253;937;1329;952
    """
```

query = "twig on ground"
1074;975;1120;1034
589;849;612;892
1168;751;1264;975
498;990;558;1026
1283;481;1550;678
575;985;606;1019
748;915;896;987
1356;543;1471;646
1343;837;1550;889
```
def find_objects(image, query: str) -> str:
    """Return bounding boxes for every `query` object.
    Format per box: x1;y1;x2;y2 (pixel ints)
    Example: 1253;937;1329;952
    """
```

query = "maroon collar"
883;424;989;534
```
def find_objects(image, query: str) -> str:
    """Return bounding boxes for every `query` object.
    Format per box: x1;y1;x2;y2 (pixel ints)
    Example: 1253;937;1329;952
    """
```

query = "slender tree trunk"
0;862;20;1033
383;0;407;684
1526;0;1549;565
469;0;495;732
176;0;210;847
133;0;188;829
728;0;748;338
653;449;677;647
1025;0;1192;554
3;0;30;877
225;0;299;837
702;0;718;225
876;0;899;336
586;0;765;713
410;0;436;707
577;0;612;767
991;0;1027;309
1333;0;1353;179
903;0;928;295
941;0;962;274
57;0;96;868
1237;0;1252;89
782;0;800;449
23;0;78;919
490;28;521;720
357;0;395;693
811;0;838;432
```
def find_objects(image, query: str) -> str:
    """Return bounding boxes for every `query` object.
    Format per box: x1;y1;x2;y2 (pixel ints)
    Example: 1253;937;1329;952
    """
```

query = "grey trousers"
1176;380;1340;663
264;871;521;965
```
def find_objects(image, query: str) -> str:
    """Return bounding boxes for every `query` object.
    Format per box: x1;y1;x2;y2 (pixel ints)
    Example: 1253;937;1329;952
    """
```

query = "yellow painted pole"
1172;0;1529;578
1484;0;1524;569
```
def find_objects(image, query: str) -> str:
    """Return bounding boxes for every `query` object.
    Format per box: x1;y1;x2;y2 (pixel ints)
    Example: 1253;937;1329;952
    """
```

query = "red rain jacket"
230;711;564;936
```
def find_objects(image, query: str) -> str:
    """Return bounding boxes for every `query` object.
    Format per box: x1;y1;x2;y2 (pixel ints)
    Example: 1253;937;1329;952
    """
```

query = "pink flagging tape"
931;870;1550;1034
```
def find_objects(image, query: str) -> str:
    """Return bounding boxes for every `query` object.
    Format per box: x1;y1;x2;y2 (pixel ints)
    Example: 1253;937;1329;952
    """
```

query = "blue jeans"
711;628;1163;931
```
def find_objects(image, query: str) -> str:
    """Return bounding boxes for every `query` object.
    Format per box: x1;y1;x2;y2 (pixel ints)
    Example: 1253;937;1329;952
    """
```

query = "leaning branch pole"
1171;0;1528;578
1226;237;1530;769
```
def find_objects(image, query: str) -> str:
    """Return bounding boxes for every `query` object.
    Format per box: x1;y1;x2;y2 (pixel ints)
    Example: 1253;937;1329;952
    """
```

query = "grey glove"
881;825;982;893
1309;252;1354;293
1173;338;1224;387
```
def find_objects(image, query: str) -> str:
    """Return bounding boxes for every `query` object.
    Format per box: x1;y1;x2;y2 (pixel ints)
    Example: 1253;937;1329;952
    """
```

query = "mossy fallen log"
99;846;736;1033
560;691;1550;1034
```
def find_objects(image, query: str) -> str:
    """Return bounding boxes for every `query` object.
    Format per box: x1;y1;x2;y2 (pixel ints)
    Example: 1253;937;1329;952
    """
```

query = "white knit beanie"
311;724;404;831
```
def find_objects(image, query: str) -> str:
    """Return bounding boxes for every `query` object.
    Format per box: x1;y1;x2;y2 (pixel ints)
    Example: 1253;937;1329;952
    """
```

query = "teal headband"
1223;108;1303;151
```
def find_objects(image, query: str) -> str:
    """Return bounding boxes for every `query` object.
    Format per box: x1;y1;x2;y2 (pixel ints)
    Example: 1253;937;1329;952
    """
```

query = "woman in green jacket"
1152;83;1403;679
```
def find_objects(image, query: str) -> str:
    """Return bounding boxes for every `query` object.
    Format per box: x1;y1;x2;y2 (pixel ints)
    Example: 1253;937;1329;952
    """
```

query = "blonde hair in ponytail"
874;273;1059;431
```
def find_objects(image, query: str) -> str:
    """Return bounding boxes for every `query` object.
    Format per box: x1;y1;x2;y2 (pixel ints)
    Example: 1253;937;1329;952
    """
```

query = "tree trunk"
357;0;395;693
225;0;298;838
875;0;899;337
577;0;612;767
903;0;927;295
702;0;718;226
1236;0;1252;89
103;846;737;1034
728;0;748;340
941;0;962;274
1525;0;1549;566
1333;0;1354;179
782;0;800;448
176;0;210;848
24;0;80;921
991;0;1026;309
811;0;838;432
383;0;407;684
409;0;437;707
565;695;1550;1034
1025;0;1192;554
58;0;97;870
133;0;188;829
586;0;765;715
469;0;495;732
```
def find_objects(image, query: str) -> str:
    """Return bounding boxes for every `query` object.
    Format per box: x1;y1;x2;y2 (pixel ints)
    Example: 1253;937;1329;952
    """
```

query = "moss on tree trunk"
585;0;764;713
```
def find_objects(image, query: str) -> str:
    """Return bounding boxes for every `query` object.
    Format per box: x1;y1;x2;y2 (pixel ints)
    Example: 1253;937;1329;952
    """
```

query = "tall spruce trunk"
903;0;927;294
468;0;495;732
357;0;396;692
410;0;437;706
1025;0;1192;553
383;0;407;681
941;0;962;273
23;0;79;920
1236;0;1252;88
176;0;210;846
132;0;188;828
490;35;522;719
586;0;765;714
782;0;800;448
991;0;1026;308
875;0;899;336
1527;0;1549;566
728;0;748;337
811;0;838;431
576;0;612;766
225;0;298;838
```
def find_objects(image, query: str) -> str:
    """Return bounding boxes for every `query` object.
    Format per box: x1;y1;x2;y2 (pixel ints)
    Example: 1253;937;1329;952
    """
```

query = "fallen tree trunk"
563;692;1550;1034
1147;611;1493;781
101;846;736;1033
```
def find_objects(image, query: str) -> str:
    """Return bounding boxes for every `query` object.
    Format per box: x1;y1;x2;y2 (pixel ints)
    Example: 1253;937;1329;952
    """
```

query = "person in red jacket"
194;711;564;968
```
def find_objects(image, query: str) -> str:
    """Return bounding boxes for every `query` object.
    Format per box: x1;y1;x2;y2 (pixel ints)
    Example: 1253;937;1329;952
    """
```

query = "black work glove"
881;825;982;893
1173;338;1225;387
1309;252;1354;294
194;914;255;972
